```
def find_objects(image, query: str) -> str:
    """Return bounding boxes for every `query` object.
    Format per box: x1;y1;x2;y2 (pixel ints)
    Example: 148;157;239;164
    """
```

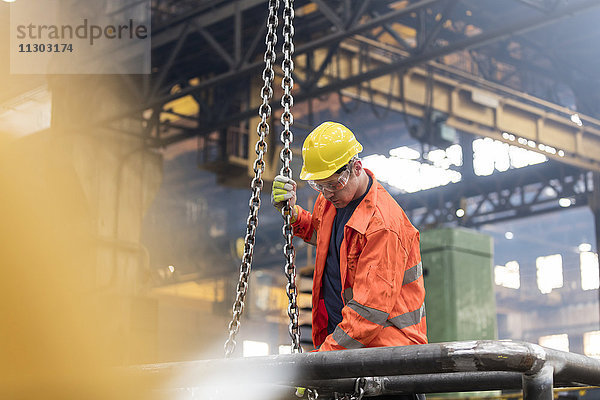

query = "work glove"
295;387;318;399
271;175;297;212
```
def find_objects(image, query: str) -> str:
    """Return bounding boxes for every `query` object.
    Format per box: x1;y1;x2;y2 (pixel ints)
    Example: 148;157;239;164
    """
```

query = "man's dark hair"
334;164;348;175
334;156;359;175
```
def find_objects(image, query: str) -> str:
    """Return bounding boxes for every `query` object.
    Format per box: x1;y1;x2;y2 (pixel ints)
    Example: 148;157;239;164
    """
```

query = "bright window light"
536;254;563;294
558;198;572;208
584;331;600;358
445;144;463;166
571;113;583;127
504;231;514;240
494;261;520;289
579;243;592;253
363;144;462;193
539;334;569;352
473;137;547;176
389;146;420;159
580;252;599;291
427;149;447;164
243;340;269;357
278;345;292;354
0;86;51;137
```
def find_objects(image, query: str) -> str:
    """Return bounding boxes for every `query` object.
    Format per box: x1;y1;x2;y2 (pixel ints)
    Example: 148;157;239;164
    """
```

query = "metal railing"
134;340;600;399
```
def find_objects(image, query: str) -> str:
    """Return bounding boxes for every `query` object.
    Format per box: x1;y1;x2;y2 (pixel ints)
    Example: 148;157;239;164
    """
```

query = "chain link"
279;0;301;354
353;377;366;400
332;378;366;400
224;0;280;358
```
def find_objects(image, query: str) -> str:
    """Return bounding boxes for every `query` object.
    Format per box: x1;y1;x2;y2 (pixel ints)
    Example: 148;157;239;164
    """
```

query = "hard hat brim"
299;166;334;181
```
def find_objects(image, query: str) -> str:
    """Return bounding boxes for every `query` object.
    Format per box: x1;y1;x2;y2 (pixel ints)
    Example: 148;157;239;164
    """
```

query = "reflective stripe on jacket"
292;169;427;351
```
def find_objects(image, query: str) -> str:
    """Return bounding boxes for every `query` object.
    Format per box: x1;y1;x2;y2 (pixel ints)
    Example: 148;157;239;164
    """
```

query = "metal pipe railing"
133;340;600;399
523;365;554;400
297;372;524;395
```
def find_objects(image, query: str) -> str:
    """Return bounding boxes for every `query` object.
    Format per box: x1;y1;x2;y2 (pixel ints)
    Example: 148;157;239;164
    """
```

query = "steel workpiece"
522;365;554;400
297;372;524;395
132;340;600;395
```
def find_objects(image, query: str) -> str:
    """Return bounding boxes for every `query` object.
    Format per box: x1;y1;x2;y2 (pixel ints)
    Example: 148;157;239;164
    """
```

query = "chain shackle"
224;0;280;358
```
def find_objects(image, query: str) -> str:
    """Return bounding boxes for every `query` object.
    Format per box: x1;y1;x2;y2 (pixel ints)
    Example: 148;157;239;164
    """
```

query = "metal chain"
279;0;300;354
332;378;366;400
353;377;366;400
224;0;280;358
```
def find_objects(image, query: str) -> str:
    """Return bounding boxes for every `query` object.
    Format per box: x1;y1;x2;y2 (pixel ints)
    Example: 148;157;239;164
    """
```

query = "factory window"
362;145;462;193
584;331;600;358
472;137;547;177
278;345;292;355
243;340;269;357
580;252;599;291
536;254;563;294
538;334;569;352
494;261;520;289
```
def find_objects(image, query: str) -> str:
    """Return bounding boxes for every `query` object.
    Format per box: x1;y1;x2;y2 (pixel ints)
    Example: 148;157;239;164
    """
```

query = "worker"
272;121;427;353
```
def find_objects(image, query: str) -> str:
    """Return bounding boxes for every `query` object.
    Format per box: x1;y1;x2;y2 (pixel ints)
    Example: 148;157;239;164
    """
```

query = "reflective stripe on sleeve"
342;287;354;304
386;303;426;330
347;299;389;326
331;326;365;349
402;262;423;285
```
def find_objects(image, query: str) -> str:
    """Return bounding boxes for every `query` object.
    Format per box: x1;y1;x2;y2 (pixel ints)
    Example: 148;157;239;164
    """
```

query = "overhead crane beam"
150;0;600;162
142;0;443;114
292;34;600;172
104;0;445;132
102;0;600;151
399;161;591;228
100;0;600;149
151;0;265;49
292;40;598;225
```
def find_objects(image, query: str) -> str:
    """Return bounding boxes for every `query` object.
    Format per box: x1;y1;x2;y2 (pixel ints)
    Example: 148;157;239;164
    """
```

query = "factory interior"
1;0;600;398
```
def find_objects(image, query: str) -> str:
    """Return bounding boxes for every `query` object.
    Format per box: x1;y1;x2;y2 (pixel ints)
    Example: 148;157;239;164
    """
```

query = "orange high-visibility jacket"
293;169;427;351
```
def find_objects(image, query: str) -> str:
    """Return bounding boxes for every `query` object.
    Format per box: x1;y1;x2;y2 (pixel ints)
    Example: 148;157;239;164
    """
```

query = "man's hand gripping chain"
271;175;298;221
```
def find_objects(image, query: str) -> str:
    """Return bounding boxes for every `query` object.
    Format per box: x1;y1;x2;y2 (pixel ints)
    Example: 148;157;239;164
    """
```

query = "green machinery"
421;227;498;343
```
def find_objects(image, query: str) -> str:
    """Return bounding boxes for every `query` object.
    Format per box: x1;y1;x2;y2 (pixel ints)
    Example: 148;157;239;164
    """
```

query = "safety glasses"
308;166;351;193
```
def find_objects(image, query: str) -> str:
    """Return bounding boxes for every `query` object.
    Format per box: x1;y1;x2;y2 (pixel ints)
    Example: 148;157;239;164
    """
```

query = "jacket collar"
345;168;378;235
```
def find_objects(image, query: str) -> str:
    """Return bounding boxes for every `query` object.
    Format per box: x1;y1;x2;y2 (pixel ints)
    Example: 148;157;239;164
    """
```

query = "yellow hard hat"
299;122;363;180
